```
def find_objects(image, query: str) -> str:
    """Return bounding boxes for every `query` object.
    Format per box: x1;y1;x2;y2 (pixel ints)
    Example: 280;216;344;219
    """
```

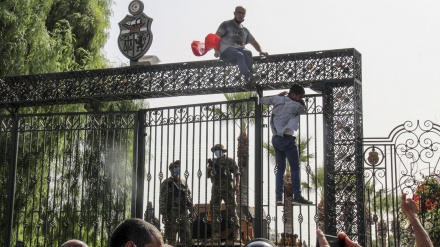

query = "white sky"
104;0;440;138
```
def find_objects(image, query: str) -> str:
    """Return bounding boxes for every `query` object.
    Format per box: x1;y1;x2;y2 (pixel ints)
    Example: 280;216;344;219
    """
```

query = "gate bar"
133;111;146;218
4;114;19;247
254;97;264;238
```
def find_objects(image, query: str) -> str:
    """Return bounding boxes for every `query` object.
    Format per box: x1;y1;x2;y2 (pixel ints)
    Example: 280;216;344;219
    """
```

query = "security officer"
159;160;195;247
207;144;241;241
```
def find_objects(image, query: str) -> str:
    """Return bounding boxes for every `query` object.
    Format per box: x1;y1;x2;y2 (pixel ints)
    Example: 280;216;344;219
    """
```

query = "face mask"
173;167;180;176
214;150;222;158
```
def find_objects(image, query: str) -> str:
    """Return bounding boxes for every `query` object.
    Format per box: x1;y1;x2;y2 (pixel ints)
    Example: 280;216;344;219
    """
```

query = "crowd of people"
59;193;433;247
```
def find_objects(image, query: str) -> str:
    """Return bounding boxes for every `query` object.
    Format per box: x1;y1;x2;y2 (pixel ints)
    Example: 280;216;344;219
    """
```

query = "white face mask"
214;150;222;158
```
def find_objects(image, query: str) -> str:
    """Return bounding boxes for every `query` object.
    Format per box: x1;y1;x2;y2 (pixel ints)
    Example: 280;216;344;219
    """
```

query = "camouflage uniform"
159;176;193;247
208;156;241;238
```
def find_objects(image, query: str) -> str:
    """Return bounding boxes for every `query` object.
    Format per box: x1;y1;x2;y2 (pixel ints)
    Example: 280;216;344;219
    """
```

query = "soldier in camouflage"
207;144;241;241
160;160;195;247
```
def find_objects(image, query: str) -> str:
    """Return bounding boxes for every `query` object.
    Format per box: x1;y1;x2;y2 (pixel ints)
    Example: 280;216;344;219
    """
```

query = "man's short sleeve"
244;27;254;44
216;21;228;37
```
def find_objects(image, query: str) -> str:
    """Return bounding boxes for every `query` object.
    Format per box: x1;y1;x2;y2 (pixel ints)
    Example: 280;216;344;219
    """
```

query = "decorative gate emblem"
118;12;153;61
367;147;379;166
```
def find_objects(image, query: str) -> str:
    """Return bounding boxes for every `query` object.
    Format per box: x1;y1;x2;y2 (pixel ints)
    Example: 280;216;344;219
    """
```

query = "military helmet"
211;144;227;152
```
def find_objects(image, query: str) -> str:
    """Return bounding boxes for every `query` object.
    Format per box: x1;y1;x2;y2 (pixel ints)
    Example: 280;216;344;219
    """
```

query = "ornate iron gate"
138;95;325;246
1;96;326;247
363;120;440;247
0;48;368;246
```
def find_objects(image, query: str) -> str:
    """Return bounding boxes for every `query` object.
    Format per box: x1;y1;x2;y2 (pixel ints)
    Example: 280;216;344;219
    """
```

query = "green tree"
0;0;111;77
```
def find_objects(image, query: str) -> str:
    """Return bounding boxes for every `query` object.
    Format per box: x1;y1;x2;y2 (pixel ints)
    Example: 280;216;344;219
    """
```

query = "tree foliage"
0;1;149;246
0;0;112;77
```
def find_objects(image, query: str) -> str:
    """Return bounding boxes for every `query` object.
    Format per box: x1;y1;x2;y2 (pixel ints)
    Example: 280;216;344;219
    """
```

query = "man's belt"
283;134;296;139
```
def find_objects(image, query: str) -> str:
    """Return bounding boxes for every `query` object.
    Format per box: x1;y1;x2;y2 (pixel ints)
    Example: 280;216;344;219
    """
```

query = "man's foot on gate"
276;195;283;206
246;74;260;88
255;84;263;97
292;196;314;205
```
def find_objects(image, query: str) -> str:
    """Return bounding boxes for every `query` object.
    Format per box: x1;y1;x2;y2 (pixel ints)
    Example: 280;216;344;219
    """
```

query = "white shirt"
260;95;306;136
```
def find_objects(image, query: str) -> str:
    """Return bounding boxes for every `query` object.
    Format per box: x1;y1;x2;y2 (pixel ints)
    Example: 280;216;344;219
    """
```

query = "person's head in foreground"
61;239;88;247
109;218;167;247
244;238;276;247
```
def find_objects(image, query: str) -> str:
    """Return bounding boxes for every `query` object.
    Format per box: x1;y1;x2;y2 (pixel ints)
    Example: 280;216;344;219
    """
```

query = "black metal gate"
0;48;378;246
1;95;326;247
362;120;440;247
0;112;137;247
138;95;326;246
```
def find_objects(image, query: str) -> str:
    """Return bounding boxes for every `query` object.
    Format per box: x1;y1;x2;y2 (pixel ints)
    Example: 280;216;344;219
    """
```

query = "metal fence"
0;95;325;247
362;120;440;247
1;103;439;247
0;112;137;246
0;48;364;246
1;47;438;246
139;96;324;246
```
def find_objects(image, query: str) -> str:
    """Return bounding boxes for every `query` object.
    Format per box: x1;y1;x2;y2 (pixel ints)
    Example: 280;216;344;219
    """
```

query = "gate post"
311;50;365;245
317;80;365;245
4;114;19;247
132;110;145;218
254;97;264;238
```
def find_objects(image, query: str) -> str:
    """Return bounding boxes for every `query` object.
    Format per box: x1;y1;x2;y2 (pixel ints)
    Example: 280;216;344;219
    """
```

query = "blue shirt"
260;95;306;136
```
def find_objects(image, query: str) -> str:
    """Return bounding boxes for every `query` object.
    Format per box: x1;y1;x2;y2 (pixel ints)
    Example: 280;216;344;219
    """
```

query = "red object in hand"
191;33;221;56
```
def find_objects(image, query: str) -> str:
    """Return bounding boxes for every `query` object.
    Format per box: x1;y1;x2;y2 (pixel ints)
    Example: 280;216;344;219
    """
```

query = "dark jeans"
272;135;302;199
220;47;253;78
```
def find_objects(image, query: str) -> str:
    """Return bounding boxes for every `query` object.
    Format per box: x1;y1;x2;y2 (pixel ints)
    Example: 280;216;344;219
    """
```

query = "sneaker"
276;195;283;206
246;74;261;88
255;84;263;98
249;74;260;83
292;196;314;205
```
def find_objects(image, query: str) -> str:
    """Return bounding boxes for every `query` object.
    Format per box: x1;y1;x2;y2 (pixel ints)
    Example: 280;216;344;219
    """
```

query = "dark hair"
168;160;180;170
109;218;162;247
289;84;305;95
